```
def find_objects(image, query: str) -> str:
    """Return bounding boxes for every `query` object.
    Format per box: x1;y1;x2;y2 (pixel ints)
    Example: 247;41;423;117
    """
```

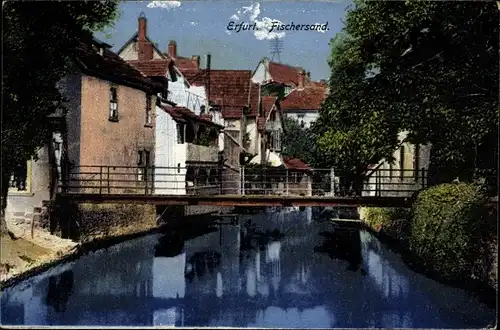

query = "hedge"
409;182;493;282
362;207;411;238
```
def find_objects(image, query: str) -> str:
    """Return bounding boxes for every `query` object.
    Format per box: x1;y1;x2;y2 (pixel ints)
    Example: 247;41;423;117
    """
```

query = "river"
1;207;495;328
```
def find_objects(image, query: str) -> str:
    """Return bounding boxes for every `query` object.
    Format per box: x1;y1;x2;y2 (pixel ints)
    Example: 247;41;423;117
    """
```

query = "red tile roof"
282;156;310;170
74;36;161;93
126;59;174;77
162;52;199;70
268;61;303;86
280;86;327;111
160;105;223;128
311;81;327;88
179;69;260;119
179;68;205;85
257;96;278;132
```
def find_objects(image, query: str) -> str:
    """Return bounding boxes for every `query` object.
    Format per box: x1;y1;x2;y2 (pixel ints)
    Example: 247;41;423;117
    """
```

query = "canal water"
1;208;495;328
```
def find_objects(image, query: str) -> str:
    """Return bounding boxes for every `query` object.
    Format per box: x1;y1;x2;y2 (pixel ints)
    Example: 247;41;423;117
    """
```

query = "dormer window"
109;86;118;122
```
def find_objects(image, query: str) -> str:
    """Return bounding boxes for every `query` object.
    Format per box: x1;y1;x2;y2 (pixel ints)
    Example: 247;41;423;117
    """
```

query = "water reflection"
46;271;74;313
1;207;495;328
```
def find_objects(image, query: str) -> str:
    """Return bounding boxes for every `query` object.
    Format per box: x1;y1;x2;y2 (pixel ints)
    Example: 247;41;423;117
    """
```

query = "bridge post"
330;168;335;197
99;166;103;195
240;166;245;195
107;167;110;194
285;168;289;196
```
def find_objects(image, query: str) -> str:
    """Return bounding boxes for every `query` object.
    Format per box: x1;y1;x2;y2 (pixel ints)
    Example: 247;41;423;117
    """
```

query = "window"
109;87;118;121
9;161;30;193
176;123;185;144
137;150;151;181
145;95;152;125
399;145;405;180
413;144;420;180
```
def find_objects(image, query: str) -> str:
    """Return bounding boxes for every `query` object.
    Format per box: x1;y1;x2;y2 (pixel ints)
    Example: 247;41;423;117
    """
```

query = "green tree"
317;1;498;190
1;1;120;235
281;116;319;167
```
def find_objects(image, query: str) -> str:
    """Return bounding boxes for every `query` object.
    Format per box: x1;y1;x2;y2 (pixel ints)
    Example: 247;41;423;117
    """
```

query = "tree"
1;1;120;235
281;116;319;167
317;0;498;190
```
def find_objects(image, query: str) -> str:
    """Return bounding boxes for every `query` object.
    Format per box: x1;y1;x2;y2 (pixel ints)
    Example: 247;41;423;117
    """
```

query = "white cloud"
226;30;232;35
190;21;198;26
242;2;261;22
314;23;326;33
232;2;286;40
254;17;285;40
230;14;240;20
147;1;181;10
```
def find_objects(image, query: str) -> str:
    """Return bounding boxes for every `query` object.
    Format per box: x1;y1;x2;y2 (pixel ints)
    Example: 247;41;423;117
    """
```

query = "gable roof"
74;34;161;93
116;32;167;60
257;96;279;132
160;104;223;129
282;156;310;170
267;60;303;86
179;69;260;119
163;53;199;70
280;85;327;111
126;59;174;77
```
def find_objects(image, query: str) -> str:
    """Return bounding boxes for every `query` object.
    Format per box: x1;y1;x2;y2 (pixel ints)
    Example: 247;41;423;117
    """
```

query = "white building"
117;15;224;195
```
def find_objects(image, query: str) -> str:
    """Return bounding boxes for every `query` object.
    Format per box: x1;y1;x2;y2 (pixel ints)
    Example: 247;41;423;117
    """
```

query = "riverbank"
0;207;229;289
359;219;497;311
0;222;171;290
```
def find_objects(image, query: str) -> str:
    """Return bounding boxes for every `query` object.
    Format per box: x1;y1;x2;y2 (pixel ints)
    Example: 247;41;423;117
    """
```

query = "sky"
97;0;353;81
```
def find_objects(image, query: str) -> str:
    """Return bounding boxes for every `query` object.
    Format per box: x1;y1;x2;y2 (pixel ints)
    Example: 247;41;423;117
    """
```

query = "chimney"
138;14;147;41
168;40;177;58
192;55;200;69
298;70;306;89
137;13;153;61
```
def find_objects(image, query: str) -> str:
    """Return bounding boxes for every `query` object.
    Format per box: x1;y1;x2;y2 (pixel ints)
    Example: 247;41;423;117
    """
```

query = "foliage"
409;183;492;281
281;116;320;167
1;0;120;232
317;1;498;182
362;207;411;238
197;126;219;147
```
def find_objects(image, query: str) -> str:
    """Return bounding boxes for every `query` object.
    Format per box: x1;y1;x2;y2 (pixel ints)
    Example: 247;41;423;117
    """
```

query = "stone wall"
49;201;157;242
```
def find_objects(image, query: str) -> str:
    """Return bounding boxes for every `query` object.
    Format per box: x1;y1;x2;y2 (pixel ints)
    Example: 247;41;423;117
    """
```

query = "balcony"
187;143;218;162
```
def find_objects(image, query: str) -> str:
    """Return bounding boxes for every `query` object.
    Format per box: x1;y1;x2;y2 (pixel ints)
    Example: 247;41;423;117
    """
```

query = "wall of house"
245;118;259;155
5;147;51;223
118;41;163;61
80;76;155;166
154;107;187;195
59;73;83;169
168;77;205;115
79;76;156;193
251;62;269;84
363;131;431;197
285;111;319;129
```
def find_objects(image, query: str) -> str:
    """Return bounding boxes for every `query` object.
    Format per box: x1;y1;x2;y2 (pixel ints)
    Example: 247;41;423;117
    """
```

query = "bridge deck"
57;193;414;207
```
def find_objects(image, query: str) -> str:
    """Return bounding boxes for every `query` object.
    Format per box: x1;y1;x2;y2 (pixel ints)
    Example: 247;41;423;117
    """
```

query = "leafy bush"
362;207;410;237
409;182;491;281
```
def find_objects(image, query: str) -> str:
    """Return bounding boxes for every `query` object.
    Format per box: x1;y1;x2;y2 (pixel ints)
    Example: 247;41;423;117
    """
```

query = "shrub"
362;207;410;237
409;182;491;281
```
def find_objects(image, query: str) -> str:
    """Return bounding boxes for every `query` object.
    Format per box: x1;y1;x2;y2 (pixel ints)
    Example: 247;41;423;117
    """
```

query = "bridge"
56;165;497;207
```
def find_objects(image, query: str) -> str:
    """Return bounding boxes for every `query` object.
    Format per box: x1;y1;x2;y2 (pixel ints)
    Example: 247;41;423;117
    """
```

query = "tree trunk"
1;172;17;239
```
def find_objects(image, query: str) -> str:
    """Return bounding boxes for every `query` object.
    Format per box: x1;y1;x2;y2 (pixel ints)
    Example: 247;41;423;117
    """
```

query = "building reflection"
1;207;495;328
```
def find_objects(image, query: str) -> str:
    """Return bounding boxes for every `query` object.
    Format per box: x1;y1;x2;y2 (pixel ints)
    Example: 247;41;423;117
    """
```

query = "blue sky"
97;0;353;80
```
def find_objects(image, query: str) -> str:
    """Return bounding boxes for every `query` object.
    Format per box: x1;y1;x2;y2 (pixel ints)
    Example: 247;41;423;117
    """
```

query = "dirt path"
1;221;78;282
